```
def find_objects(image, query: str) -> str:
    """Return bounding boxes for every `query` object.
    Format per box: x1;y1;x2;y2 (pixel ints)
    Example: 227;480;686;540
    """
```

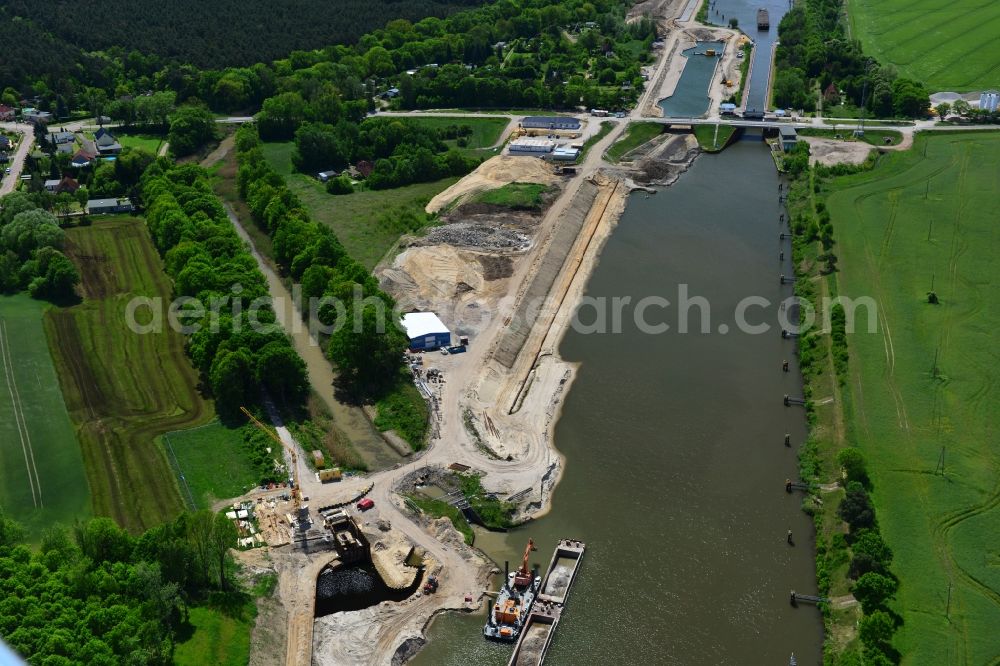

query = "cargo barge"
507;539;586;666
757;8;770;30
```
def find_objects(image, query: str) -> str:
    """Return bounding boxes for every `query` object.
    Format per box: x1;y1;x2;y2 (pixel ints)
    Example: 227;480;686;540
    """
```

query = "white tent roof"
401;312;450;339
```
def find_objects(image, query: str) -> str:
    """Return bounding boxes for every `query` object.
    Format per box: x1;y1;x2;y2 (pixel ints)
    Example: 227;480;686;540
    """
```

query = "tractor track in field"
1;319;43;508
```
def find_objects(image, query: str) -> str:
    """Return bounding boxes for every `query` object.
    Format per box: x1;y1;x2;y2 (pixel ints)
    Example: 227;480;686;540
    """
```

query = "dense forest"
1;0;482;70
0;509;240;665
773;0;929;117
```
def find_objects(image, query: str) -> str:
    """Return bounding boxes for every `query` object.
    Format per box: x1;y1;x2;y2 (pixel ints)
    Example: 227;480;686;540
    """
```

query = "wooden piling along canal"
507;539;586;666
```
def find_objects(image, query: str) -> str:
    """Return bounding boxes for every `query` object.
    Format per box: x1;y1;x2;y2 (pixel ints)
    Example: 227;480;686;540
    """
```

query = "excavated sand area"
802;137;872;166
426;155;560;213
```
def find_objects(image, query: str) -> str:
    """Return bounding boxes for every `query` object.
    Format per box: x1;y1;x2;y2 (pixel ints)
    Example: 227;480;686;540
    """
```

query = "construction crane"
240;406;301;513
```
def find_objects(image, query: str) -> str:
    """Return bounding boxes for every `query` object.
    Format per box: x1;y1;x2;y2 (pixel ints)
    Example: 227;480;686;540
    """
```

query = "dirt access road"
0;123;35;197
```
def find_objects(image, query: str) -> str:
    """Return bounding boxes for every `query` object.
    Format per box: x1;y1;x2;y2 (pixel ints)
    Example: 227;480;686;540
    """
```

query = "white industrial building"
980;91;999;113
509;138;555;154
401;312;452;350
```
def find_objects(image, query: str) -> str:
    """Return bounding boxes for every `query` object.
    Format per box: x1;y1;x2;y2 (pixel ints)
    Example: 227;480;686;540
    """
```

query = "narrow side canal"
411;138;822;665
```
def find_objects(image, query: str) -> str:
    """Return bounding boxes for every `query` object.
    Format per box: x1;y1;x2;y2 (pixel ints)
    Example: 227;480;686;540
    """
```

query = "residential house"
317;170;339;182
45;179;61;192
57;176;80;194
48;130;76;145
71;149;97;168
355;160;374;178
0;136;11;150
0;105;14;121
381;88;400;99
95;132;122;156
87;198;134;215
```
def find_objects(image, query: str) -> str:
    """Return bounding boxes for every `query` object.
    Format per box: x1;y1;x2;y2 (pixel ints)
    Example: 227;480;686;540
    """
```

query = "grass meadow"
45;217;215;532
162;421;260;510
828;132;1000;663
847;0;1000;90
261;141;459;268
605;121;663;162
0;294;90;539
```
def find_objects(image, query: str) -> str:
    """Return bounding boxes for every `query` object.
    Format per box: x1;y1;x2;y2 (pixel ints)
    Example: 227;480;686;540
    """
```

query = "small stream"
223;205;403;470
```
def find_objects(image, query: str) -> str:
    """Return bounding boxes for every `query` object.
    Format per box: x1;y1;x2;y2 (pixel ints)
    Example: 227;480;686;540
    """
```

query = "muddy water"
223;206;402;470
411;140;822;665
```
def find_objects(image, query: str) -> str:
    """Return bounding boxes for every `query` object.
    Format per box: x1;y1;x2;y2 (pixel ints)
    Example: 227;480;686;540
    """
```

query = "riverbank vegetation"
693;124;736;152
773;0;929;118
407;495;475;545
0;508;256;665
606;122;663;162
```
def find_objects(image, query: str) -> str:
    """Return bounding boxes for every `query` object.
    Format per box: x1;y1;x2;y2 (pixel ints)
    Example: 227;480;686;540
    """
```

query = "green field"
798;127;903;146
400;115;510;155
605;121;663;162
0;294;90;539
693;124;737;152
472;182;551;210
117;132;165;154
174;602;254;666
848;0;1000;90
261;141;459;268
46;217;214;532
828;132;1000;663
162;421;259;510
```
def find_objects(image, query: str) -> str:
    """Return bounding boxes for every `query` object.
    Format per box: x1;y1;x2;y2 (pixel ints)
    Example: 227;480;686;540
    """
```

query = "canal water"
410;138;822;665
707;0;791;112
658;42;726;118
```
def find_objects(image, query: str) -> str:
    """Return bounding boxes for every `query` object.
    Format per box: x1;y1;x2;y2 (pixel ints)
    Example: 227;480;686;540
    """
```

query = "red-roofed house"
0;105;14;121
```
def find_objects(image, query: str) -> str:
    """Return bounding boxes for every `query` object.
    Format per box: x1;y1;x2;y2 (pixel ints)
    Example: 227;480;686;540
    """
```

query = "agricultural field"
828;132;1000;664
162;421;260;510
0;294;89;539
847;0;1000;91
261;141;459;268
45;217;214;532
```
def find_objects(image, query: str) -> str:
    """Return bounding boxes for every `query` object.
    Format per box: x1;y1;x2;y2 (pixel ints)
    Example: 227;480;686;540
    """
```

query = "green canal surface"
410;138;823;665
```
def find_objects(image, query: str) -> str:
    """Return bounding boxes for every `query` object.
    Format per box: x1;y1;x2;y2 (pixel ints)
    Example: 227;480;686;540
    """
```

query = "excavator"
512;538;537;589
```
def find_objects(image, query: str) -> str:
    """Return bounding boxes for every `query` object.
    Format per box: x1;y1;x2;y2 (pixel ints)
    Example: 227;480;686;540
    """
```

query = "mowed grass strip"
0;294;89;539
162;421;260;510
400;115;510;149
45;217;214;532
848;0;1000;90
828;132;1000;664
261;141;459;268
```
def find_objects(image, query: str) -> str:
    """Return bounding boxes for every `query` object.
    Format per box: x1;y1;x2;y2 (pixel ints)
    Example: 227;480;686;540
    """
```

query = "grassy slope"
261;141;458;269
46;217;214;532
162;421;260;510
0;294;90;538
472;182;549;209
605;121;662;162
174;600;254;666
847;0;1000;91
828;133;1000;664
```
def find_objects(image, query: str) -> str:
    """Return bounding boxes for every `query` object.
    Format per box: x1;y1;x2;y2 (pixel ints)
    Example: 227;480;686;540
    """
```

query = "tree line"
235;125;414;401
140;162;309;418
773;0;929;118
0;508;239;665
0;193;81;301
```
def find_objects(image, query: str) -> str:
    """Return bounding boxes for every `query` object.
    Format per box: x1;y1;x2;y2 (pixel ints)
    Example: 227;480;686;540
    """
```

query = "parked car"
357;498;375;511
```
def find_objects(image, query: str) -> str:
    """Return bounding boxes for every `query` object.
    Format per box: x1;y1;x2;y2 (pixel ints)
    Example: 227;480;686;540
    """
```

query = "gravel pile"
422;222;531;251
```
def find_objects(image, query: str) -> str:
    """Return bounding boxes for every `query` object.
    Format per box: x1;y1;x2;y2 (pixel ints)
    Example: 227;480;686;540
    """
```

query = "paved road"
0;123;36;197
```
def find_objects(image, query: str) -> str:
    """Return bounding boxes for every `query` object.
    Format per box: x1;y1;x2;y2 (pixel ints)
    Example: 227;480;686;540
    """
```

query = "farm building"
778;127;798;152
401;312;451;351
87;198;134;215
521;116;581;131
509;138;555;154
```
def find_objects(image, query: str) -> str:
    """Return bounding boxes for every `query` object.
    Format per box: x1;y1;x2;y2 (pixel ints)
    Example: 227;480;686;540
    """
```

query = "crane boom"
240;406;300;511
